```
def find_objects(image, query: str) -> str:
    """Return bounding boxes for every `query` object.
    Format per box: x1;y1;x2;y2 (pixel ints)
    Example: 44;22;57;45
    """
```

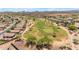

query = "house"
0;34;3;39
0;24;5;28
67;17;74;23
4;38;13;40
0;28;4;30
3;33;15;38
75;19;79;22
14;28;23;31
75;23;79;29
10;30;20;33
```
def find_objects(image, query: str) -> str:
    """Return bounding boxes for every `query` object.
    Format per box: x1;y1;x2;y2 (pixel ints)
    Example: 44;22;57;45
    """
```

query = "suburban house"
3;33;15;38
75;23;79;29
67;17;74;23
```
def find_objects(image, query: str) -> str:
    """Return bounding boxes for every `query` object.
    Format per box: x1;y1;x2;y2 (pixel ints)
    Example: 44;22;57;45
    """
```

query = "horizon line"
0;8;78;12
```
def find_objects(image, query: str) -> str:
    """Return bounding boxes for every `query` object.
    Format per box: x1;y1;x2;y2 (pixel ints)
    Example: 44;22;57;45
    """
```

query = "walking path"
59;26;76;49
21;21;34;40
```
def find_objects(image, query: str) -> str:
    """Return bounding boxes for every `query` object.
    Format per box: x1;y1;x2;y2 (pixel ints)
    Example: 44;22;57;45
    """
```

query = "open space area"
0;8;79;50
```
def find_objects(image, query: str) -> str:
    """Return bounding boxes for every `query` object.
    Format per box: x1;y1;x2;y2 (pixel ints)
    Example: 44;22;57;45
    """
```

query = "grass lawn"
23;19;68;43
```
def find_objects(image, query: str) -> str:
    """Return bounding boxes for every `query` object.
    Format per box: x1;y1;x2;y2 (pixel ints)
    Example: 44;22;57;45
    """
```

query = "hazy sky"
0;8;78;12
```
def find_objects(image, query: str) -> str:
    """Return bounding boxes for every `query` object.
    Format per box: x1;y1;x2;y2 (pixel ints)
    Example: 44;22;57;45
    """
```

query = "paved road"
0;20;18;50
0;20;17;35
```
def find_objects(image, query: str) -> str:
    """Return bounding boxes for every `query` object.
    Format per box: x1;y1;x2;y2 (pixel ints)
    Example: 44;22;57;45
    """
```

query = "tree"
6;29;10;33
44;16;48;23
71;14;78;19
44;16;48;20
59;45;72;50
14;34;21;40
36;36;52;50
73;39;79;45
32;16;36;21
64;21;69;27
68;24;77;31
26;35;37;47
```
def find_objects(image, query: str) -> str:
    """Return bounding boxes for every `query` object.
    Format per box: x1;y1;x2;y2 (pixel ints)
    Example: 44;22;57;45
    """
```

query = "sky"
0;8;78;12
